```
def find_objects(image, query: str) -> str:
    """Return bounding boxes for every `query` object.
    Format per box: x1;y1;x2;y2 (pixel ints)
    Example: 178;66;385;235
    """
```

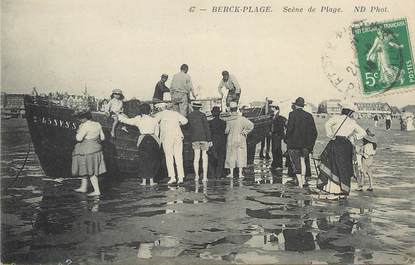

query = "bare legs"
75;178;88;193
75;175;101;196
140;178;157;186
193;149;208;182
226;168;244;179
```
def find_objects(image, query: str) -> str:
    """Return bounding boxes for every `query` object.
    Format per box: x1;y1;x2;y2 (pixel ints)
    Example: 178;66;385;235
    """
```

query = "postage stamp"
352;18;415;95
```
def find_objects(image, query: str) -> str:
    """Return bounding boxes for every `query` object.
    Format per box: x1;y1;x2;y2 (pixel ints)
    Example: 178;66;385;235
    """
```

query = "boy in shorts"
187;101;212;182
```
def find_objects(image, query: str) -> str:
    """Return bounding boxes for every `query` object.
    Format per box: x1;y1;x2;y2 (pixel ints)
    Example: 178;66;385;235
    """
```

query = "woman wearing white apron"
317;102;366;200
119;103;161;186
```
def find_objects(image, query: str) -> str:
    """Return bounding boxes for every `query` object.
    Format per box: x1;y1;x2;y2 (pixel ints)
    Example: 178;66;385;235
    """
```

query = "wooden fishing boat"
24;95;271;179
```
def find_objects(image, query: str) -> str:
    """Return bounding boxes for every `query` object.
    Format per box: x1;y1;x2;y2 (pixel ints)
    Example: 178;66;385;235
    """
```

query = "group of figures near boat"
71;64;250;196
71;64;378;200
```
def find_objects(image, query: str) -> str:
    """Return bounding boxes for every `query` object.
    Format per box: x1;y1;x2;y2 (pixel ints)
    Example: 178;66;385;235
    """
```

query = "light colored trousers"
162;136;185;180
171;91;191;116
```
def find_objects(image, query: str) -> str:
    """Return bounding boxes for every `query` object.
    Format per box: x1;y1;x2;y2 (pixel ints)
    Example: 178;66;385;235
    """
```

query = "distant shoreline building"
354;102;391;117
318;99;342;115
318;99;392;117
1;92;26;118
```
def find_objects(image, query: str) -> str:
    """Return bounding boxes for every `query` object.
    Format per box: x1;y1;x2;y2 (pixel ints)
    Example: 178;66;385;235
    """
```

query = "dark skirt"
317;136;354;195
138;135;161;179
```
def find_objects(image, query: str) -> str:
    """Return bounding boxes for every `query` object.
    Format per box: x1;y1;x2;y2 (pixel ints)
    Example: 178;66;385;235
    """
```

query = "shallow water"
1;118;415;264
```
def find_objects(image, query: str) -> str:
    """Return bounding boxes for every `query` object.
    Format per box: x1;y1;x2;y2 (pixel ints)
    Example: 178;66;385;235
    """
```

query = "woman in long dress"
406;113;415;131
316;103;366;200
366;29;404;87
72;110;106;196
119;103;161;185
225;102;254;179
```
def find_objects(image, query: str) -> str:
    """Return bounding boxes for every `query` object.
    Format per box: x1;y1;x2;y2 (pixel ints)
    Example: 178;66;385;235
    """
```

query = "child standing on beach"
357;129;377;191
107;89;124;137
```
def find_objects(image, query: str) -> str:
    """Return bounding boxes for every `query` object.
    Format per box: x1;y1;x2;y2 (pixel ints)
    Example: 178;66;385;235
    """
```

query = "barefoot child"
107;89;124;137
359;129;377;191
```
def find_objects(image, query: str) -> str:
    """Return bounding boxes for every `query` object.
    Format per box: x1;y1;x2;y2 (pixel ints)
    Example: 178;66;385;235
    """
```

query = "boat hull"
24;96;271;179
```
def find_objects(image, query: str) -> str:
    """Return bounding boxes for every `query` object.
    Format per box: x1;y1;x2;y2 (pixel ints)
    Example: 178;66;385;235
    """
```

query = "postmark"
352;18;415;95
321;24;362;99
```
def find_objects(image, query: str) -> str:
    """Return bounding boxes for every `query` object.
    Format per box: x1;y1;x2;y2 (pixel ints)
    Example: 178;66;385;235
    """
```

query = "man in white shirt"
218;71;241;108
154;104;188;184
170;64;196;116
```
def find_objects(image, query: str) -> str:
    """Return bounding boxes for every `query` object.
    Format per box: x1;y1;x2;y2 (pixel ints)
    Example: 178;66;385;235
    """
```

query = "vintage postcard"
1;0;414;264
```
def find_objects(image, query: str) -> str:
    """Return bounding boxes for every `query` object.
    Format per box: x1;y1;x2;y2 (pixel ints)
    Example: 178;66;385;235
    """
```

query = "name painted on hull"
32;115;78;130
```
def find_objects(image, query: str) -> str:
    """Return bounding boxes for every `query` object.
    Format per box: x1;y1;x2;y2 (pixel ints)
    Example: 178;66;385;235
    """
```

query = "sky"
1;0;415;107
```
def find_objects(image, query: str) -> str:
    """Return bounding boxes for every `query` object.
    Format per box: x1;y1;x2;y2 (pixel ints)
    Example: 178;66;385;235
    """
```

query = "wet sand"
1;117;415;264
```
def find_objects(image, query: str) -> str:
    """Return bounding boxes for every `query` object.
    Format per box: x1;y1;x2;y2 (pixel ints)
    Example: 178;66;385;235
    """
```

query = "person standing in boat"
107;89;124;137
286;97;317;188
208;106;227;178
154;103;188;184
72;109;106;196
118;103;161;186
187;101;212;182
270;105;287;170
225;102;254;179
316;102;366;200
170;64;196;116
218;71;241;108
153;74;170;102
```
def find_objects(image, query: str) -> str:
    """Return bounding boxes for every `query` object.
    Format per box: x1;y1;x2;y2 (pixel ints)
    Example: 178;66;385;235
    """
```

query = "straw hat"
112;88;123;95
364;129;377;143
229;101;238;109
191;101;203;108
154;102;167;110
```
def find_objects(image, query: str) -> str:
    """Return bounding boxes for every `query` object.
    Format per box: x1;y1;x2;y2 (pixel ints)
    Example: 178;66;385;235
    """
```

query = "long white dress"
406;115;415;131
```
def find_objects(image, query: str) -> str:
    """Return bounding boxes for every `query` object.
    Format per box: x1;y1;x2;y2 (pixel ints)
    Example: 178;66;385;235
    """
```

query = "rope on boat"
4;143;31;191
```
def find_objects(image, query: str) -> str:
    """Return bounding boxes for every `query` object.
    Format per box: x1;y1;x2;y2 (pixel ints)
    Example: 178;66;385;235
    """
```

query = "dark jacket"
187;110;211;142
286;108;317;151
209;117;226;151
153;81;170;101
271;115;287;138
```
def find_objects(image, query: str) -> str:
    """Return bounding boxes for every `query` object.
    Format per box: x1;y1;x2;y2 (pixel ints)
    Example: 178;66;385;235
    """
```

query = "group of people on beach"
70;64;378;201
71;64;250;195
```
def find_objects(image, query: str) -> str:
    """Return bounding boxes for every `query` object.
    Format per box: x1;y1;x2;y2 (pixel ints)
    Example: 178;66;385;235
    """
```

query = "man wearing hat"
286;97;318;187
259;99;274;159
154;102;188;184
218;71;241;107
187;101;212;182
225;101;254;178
270;105;287;170
208;106;227;178
153;74;170;102
170;64;196;116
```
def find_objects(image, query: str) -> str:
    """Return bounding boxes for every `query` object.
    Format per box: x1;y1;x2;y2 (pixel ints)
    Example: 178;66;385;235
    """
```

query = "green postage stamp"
352;18;415;95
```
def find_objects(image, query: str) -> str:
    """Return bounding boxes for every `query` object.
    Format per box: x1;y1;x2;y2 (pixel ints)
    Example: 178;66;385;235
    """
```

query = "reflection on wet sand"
2;119;415;264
